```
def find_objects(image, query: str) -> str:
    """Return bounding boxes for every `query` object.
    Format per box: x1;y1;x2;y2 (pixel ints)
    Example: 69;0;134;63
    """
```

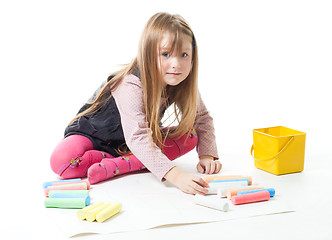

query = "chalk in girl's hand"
44;183;88;197
51;180;90;189
204;175;252;185
208;180;248;195
194;194;229;212
43;178;82;188
237;188;275;198
96;202;122;223
44;195;90;209
226;187;265;199
231;191;270;205
86;203;112;222
77;202;104;220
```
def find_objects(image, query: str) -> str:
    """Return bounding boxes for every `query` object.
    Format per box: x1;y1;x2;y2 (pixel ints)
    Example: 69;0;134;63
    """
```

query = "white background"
0;0;331;239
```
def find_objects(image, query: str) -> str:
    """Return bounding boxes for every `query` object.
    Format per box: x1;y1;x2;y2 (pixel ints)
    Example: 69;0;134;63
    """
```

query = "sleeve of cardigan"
111;74;176;181
194;92;219;160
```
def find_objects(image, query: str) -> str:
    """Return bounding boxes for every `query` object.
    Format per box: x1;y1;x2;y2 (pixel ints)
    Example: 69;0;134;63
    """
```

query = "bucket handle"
251;136;294;161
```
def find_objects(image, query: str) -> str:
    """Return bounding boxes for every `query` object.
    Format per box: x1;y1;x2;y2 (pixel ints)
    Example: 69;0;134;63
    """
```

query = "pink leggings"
50;129;197;184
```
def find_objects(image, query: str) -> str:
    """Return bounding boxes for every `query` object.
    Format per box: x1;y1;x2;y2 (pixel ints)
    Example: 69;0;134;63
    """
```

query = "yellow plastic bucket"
251;126;306;175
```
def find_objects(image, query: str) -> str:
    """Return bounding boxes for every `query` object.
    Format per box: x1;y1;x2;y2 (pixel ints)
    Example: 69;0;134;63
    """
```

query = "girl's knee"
161;129;197;160
175;129;198;149
50;135;94;178
185;128;198;148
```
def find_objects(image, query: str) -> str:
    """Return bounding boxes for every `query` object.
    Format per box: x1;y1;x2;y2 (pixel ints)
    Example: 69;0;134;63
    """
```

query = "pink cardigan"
111;74;219;181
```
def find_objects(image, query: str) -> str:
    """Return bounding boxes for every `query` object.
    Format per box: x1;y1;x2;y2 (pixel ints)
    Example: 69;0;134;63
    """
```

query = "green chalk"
44;196;89;209
48;190;89;197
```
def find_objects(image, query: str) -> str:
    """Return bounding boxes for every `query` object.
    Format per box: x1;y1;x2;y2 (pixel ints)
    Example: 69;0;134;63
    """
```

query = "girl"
50;12;221;195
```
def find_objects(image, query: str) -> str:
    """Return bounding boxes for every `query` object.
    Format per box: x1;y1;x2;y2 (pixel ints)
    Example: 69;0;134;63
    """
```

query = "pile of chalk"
194;175;275;212
43;178;91;209
77;202;122;223
43;178;122;223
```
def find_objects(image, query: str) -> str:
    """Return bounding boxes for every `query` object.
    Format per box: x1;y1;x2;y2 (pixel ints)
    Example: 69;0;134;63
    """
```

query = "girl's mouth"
167;73;181;75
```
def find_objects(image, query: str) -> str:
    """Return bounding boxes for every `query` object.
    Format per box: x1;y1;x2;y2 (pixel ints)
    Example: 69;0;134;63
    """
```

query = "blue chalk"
237;188;275;197
49;193;88;198
210;179;249;185
43;178;82;188
86;195;91;206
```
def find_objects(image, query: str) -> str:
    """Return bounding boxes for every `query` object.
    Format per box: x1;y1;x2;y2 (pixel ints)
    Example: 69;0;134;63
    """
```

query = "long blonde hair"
69;12;199;153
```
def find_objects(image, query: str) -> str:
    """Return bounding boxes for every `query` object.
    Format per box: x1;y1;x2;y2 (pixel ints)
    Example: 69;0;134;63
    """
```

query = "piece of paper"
44;171;294;238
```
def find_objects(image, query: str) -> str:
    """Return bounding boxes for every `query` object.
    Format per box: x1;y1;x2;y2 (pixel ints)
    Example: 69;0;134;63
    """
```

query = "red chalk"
231;190;270;205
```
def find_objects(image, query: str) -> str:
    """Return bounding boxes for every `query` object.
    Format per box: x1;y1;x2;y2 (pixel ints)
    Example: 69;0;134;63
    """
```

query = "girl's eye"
182;53;188;57
162;52;170;57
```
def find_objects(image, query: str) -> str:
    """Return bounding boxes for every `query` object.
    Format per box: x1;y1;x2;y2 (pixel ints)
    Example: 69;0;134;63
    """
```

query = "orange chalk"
52;180;90;189
231;191;270;205
204;175;252;185
226;187;265;199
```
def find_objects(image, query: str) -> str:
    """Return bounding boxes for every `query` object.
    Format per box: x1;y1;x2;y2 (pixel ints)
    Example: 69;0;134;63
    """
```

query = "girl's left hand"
197;157;222;174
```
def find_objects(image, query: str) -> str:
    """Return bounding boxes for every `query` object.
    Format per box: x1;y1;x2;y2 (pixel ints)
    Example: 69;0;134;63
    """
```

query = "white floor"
1;150;331;240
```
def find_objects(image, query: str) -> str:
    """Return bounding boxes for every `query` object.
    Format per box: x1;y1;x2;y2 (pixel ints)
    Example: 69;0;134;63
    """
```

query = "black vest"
64;70;170;157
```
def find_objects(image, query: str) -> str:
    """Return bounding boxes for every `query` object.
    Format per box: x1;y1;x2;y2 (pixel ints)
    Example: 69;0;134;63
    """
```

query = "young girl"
50;12;221;195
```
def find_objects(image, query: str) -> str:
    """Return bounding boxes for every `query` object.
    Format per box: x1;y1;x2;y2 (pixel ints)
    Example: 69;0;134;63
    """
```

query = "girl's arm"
195;93;222;174
111;74;177;181
194;92;219;160
112;75;214;194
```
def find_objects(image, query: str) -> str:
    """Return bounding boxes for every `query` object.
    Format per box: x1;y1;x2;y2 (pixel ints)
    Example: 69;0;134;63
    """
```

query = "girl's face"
158;32;193;87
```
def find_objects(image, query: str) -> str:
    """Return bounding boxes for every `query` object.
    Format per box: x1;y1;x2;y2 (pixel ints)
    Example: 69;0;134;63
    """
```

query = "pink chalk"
231;190;270;205
44;183;87;197
51;180;90;189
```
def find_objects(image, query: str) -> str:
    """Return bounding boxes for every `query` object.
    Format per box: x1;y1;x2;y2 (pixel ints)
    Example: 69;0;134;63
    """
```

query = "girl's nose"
170;57;180;69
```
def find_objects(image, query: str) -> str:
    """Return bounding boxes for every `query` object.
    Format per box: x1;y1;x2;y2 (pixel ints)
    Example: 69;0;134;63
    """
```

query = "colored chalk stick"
46;182;88;189
96;202;122;223
77;202;104;220
208;180;248;195
226;187;265;199
86;203;111;222
204;175;252;185
44;196;90;209
194;194;229;212
49;192;90;200
43;178;81;188
211;179;250;185
44;183;87;196
48;190;89;198
231;191;270;205
237;188;275;197
51;180;90;190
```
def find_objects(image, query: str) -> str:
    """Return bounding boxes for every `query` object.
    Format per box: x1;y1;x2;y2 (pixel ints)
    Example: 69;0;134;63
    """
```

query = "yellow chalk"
86;203;111;222
77;202;104;220
96;202;122;223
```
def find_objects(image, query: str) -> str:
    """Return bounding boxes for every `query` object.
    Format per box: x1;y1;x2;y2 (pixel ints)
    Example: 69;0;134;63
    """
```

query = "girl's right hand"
164;167;209;195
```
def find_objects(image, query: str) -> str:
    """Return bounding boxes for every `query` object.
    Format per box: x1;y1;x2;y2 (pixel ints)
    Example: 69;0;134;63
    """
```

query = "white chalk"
194;194;229;212
208;181;248;196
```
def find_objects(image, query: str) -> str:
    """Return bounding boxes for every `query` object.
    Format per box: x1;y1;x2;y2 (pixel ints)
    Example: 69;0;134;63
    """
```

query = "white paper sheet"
44;171;294;238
